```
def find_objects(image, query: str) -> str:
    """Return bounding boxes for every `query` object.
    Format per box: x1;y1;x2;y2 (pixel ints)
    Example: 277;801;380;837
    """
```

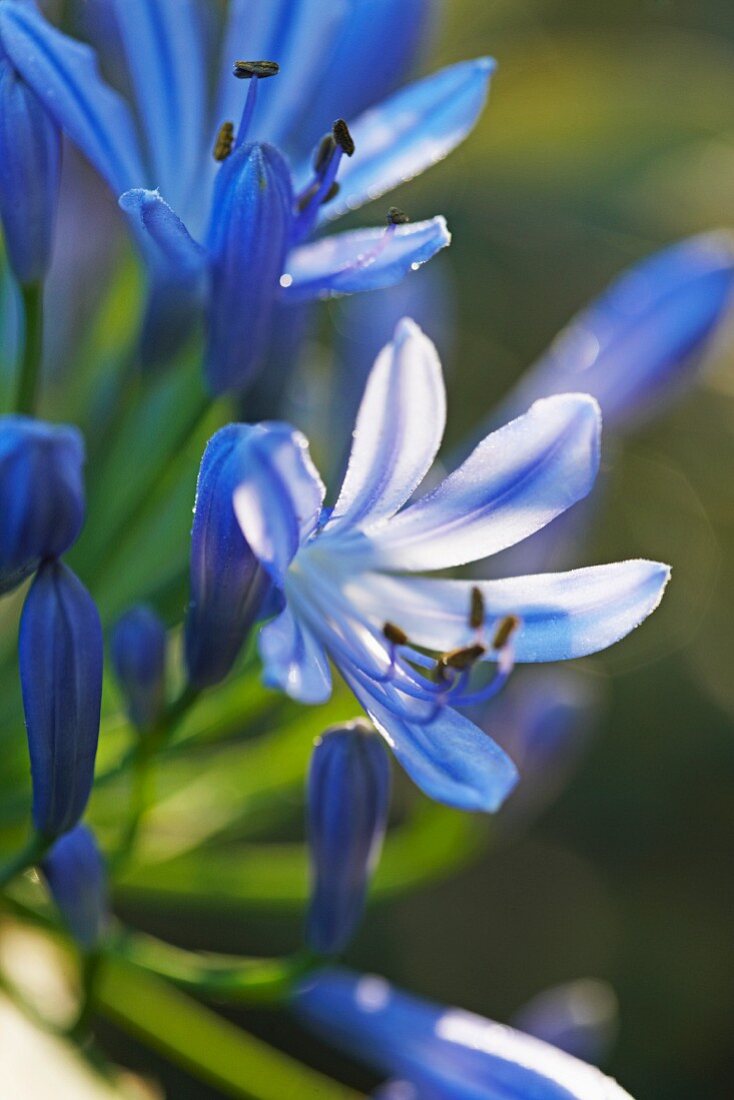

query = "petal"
215;0;348;148
308;58;494;226
204;142;294;396
233;422;325;587
0;0;145;194
293;968;636;1100
109;0;206;219
259;604;332;704
328;318;446;534
118;189;206;278
281;217;451;302
346;561;671;663
359;394;601;572
512;979;619;1066
345;673;518;812
494;231;734;431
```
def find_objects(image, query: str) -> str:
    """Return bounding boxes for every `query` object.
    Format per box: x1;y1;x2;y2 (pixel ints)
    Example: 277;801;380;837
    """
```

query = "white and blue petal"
109;0;206;219
346;561;671;663
293;968;636;1100
328;318;446;534
308;58;494;226
259;604;332;704
233;423;325;587
280;217;451;302
495;231;734;430
346;673;518;813
118;189;206;278
0;0;145;194
355;394;601;572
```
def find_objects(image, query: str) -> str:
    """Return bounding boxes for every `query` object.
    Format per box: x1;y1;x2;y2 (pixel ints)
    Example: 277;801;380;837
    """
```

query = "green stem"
15;283;44;415
114;930;319;1005
68;949;102;1042
0;830;50;890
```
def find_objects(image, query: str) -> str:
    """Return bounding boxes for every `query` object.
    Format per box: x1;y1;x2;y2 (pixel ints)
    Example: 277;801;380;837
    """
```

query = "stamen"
492;615;520;651
469;586;485;631
213;121;235;162
297;182;322;213
313;133;337;174
437;643;486;673
332;118;355;157
322;181;341;205
383;622;408;646
387;206;410;226
233;60;280;79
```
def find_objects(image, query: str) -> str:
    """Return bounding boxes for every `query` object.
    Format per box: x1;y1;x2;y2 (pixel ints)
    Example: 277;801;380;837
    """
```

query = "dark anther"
387;206;410;226
321;181;341;205
332;118;355;157
469;586;485;630
213;121;235;162
297;182;322;213
437;643;487;673
233;59;280;79
383;621;408;646
492;615;520;650
313;133;337;174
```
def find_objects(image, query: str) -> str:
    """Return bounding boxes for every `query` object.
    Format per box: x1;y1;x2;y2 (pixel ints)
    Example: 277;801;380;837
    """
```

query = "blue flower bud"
204;142;293;396
306;721;391;956
0;56;61;285
185;425;271;689
110;604;167;732
0;415;85;595
40;824;108;950
19;561;103;838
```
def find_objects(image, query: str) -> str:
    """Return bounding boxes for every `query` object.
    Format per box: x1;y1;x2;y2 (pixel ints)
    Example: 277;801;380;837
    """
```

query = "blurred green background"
4;1;734;1097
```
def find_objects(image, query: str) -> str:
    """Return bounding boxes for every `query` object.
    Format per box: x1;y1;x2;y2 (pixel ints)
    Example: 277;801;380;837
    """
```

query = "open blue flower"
223;318;670;812
293;967;635;1099
0;0;491;390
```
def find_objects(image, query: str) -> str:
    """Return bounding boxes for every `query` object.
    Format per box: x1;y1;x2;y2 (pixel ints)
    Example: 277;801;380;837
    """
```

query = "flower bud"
0;58;61;285
306;721;391;956
41;825;108;950
19;561;103;838
0;416;85;595
185;425;271;688
111;604;167;732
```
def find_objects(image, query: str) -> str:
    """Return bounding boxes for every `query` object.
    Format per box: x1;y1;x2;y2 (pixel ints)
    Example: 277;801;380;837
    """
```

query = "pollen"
492;615;520;650
213;121;235;162
387;206;410;226
469;586;485;630
332;118;356;157
383;621;408;646
233;59;280;79
437;643;486;672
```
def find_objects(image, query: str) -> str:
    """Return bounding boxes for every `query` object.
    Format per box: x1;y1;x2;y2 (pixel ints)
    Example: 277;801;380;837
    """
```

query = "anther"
383;622;408;647
492;615;520;651
332;118;355;157
322;181;341;205
233;59;280;79
387;206;410;226
437;643;487;673
314;133;337;174
469;586;485;631
213;121;235;162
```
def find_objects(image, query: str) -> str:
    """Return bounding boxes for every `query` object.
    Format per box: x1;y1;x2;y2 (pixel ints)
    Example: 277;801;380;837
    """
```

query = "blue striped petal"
110;0;206;220
281;216;450;302
357;394;600;572
293;969;636;1100
204;142;293;395
309;58;494;226
348;561;671;663
259;604;332;703
0;0;145;194
328;319;445;533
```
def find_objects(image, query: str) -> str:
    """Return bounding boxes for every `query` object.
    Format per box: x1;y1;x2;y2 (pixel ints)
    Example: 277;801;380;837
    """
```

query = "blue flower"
293;968;636;1099
40;824;108;950
185;424;273;689
111;605;168;732
0;0;491;389
0;415;85;595
19;560;103;838
0;51;61;285
306;721;391;956
221;318;670;812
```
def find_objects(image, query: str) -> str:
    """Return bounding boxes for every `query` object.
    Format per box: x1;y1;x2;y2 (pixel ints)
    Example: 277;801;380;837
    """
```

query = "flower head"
215;319;670;812
0;0;490;388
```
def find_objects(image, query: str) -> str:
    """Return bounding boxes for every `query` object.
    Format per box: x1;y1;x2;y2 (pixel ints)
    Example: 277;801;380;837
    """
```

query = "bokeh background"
3;1;734;1097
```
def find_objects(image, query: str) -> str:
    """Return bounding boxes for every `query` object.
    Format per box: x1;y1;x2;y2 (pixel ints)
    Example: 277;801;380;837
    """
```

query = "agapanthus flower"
293;967;635;1099
0;0;491;391
217;318;670;812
